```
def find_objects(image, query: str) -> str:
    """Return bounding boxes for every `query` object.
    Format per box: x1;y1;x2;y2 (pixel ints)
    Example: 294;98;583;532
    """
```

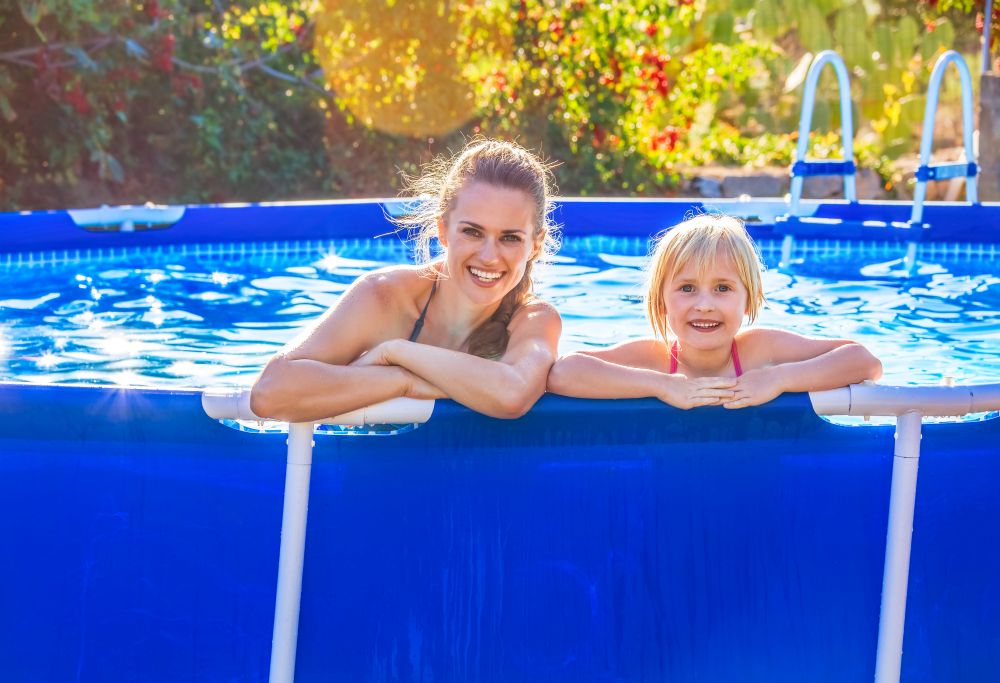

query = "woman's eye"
501;234;523;243
462;227;481;237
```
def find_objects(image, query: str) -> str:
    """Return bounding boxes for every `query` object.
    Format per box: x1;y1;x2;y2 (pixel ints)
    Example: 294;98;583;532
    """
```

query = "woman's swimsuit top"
409;278;438;342
669;340;743;377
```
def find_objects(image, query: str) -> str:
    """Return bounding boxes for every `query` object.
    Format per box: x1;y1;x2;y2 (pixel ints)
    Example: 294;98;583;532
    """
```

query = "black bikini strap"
409;277;438;342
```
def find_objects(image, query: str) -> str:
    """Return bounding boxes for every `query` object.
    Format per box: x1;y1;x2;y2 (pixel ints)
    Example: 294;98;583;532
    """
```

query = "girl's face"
437;181;540;306
661;249;749;350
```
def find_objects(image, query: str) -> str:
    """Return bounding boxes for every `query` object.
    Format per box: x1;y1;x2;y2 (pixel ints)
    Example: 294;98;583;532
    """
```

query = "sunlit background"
0;0;992;209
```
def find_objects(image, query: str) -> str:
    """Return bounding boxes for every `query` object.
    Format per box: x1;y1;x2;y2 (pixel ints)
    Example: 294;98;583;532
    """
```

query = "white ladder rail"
783;50;857;266
906;51;980;271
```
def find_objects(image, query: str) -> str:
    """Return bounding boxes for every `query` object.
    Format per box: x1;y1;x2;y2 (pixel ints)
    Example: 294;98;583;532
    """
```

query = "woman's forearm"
250;355;414;422
775;343;883;393
385;340;550;418
547;353;664;399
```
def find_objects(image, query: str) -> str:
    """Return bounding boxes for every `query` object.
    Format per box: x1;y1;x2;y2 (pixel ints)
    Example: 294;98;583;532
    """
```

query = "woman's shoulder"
351;264;437;304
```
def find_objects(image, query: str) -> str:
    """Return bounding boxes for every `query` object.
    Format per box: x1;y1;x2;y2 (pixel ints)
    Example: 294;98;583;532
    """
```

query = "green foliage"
0;0;987;209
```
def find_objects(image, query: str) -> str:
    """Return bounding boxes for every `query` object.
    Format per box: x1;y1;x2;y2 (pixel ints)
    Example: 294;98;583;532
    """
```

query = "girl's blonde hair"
645;214;766;341
394;138;559;358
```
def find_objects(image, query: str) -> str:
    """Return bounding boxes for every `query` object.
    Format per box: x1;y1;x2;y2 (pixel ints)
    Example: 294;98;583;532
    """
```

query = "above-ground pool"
1;198;999;683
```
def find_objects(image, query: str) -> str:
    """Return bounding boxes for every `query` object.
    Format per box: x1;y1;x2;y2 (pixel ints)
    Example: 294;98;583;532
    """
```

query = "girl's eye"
717;284;731;292
680;284;695;293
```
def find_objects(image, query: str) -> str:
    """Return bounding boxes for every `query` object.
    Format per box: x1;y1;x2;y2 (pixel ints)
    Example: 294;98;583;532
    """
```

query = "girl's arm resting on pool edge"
724;330;883;409
357;300;562;419
547;341;737;409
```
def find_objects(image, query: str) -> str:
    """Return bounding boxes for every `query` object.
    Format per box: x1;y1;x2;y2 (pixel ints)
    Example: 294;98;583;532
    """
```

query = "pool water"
1;236;998;388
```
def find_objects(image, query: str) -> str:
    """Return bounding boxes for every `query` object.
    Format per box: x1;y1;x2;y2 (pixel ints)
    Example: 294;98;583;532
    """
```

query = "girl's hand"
659;374;737;410
724;367;787;409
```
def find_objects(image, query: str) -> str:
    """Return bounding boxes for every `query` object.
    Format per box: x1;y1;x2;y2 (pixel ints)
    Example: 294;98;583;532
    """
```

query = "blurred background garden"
0;0;993;210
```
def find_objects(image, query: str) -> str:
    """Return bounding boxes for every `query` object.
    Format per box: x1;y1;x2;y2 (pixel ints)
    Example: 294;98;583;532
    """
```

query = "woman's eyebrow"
458;220;527;234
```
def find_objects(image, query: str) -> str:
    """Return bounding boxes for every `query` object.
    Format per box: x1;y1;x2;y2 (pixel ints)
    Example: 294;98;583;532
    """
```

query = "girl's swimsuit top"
409;277;438;342
669;340;743;377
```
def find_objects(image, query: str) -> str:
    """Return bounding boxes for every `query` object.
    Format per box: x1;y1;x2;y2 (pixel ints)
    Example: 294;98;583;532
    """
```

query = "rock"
855;168;887;200
690;176;723;198
720;173;786;198
800;174;845;199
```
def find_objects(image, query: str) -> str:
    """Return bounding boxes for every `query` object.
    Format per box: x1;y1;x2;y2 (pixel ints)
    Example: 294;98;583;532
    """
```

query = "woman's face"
437;181;541;306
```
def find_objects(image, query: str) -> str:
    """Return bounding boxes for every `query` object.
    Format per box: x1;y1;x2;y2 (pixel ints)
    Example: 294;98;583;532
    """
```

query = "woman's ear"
436;216;448;248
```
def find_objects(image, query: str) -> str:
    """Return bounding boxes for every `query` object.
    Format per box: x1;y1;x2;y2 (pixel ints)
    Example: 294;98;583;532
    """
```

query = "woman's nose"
479;238;500;262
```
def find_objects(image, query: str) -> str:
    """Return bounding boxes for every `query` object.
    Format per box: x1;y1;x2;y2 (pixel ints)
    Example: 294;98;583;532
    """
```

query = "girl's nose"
694;293;715;311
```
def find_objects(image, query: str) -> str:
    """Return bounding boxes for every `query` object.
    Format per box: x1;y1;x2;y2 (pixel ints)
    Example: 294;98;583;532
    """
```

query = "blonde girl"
547;214;881;409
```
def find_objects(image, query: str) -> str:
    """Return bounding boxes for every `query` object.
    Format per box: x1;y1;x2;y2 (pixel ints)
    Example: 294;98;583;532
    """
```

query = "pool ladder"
905;50;979;269
780;50;857;268
780;49;980;273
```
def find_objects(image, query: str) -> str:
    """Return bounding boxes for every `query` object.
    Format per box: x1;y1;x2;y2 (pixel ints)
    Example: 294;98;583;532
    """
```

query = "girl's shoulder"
585;337;668;371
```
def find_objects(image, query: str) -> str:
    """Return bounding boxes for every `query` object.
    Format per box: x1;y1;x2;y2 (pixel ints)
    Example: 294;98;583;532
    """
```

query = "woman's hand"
659;374;737;410
723;367;786;409
350;339;401;367
404;372;448;400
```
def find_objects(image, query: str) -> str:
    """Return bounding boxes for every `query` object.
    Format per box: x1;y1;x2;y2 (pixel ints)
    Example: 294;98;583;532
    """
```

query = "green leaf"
798;4;832;52
753;0;780;39
0;93;16;123
896;16;919;58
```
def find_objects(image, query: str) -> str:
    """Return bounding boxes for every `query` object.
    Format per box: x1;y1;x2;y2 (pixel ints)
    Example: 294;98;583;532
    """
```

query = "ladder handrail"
910;50;979;225
790;50;857;215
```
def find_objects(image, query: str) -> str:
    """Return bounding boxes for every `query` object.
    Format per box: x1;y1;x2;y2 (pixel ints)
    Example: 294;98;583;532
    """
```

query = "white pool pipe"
873;410;922;683
269;422;314;683
201;392;434;683
203;384;1000;683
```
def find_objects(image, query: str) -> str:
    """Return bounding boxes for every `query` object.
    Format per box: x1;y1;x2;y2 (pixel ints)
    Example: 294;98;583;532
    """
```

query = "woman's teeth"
690;321;720;329
469;267;502;282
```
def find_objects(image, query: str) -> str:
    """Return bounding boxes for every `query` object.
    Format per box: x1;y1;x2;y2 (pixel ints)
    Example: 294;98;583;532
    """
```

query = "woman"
250;139;562;421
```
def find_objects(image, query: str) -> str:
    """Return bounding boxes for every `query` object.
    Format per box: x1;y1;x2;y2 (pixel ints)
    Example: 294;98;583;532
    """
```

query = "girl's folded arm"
754;329;883;392
548;339;737;409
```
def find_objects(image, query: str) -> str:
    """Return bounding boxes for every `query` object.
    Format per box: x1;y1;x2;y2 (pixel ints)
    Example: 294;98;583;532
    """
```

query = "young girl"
251;139;562;421
547;214;882;409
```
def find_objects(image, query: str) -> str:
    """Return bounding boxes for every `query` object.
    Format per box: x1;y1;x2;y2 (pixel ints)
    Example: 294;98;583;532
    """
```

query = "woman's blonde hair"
394;138;559;358
645;214;766;341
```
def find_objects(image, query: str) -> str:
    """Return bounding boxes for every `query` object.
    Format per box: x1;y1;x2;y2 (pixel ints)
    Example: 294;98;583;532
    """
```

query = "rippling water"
1;236;998;388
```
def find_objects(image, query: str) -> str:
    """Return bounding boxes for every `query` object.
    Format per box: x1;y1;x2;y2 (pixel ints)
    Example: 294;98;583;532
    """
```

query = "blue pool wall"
2;198;1000;256
1;384;999;683
2;198;1000;682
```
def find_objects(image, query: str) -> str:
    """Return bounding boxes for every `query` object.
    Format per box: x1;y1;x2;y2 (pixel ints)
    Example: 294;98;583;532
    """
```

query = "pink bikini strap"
731;340;742;378
670;340;742;377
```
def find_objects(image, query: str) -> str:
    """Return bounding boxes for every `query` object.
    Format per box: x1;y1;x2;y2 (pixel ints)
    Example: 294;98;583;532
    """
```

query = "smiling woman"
249;139;562;421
